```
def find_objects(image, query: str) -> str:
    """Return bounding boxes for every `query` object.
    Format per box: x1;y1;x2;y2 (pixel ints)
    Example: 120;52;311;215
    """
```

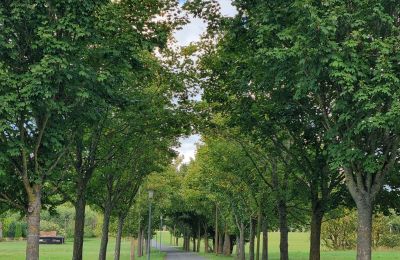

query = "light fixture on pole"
159;215;163;252
147;190;154;260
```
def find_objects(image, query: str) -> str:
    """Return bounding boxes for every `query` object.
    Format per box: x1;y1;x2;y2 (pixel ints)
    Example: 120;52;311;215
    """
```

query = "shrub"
379;234;400;248
14;223;22;238
322;209;357;250
322;209;399;250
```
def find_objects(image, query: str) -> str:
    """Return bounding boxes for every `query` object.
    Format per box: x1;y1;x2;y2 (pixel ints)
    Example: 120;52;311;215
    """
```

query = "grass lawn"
1;232;399;260
0;238;166;260
156;231;400;260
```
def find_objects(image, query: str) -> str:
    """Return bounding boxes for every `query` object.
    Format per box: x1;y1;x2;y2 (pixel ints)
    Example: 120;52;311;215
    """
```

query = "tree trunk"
73;183;87;260
141;230;145;255
356;201;372;260
193;237;196;252
186;235;190;251
256;210;262;260
26;187;41;260
204;224;209;253
137;229;142;257
172;226;175;245
223;231;231;256
309;205;323;260
197;223;201;252
99;204;112;260
215;204;219;254
130;237;135;260
262;218;268;260
114;215;125;260
176;236;179;246
344;167;379;260
235;235;239;259
278;200;288;260
250;218;255;260
218;232;224;254
0;220;3;239
239;222;245;260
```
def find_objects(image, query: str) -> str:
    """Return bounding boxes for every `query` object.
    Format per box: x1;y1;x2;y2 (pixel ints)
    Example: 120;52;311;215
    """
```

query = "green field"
0;238;165;260
1;232;399;260
157;231;400;260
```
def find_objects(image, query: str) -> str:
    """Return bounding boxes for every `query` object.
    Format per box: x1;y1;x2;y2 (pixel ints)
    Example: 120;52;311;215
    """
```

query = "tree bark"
250;218;255;260
278;200;289;260
0;220;3;239
130;237;135;260
137;229;142;257
223;231;231;256
114;215;125;260
193;236;196;252
197;223;201;252
309;205;323;260
356;201;372;260
218;232;224;254
262;218;268;260
256;210;262;260
344;167;380;260
235;235;239;259
239;222;245;260
204;224;209;253
141;230;145;255
215;204;219;254
26;187;41;260
73;182;87;260
99;204;112;260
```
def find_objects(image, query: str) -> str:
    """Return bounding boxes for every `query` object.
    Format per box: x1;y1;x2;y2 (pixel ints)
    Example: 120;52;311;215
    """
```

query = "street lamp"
159;215;163;252
147;190;154;260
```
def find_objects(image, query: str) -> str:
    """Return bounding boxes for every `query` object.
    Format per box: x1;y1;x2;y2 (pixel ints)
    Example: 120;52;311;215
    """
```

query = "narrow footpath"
152;240;206;260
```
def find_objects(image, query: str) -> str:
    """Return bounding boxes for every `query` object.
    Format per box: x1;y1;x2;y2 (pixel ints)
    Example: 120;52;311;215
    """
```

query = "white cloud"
219;0;237;17
174;134;201;164
173;0;237;47
173;1;236;162
174;16;206;47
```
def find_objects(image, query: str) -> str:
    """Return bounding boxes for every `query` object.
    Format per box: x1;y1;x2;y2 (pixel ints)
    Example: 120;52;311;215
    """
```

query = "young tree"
0;2;108;258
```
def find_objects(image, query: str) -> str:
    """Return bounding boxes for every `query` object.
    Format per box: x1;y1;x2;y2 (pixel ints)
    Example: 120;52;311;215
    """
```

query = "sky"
173;0;237;163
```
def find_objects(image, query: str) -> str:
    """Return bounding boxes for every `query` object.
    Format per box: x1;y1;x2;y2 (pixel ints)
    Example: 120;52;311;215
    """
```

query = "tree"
0;2;108;258
196;1;400;259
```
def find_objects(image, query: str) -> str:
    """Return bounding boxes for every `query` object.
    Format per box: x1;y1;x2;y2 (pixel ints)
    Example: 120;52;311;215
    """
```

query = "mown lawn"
0;238;165;260
157;231;400;260
1;232;399;260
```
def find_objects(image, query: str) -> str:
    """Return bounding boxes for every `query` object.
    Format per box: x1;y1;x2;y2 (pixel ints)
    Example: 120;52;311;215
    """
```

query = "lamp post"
147;190;154;260
159;216;163;252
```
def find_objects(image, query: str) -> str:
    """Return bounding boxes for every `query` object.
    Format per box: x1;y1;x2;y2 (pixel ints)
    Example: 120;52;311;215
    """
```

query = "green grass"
1;232;399;260
156;231;400;260
0;238;166;260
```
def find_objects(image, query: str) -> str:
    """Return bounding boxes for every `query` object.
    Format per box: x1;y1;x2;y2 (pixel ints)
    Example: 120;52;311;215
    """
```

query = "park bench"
39;231;65;244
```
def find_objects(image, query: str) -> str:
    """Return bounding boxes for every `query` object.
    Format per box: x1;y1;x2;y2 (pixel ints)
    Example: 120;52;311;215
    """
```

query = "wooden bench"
39;231;65;244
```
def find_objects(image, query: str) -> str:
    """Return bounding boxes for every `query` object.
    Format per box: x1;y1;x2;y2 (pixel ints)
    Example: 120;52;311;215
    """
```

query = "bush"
322;209;399;250
379;234;400;248
7;222;16;239
41;220;61;233
14;223;22;238
322;209;357;250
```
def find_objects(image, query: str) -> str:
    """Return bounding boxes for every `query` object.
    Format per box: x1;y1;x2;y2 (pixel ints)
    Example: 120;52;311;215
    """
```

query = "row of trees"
159;1;400;260
142;133;400;260
0;1;191;260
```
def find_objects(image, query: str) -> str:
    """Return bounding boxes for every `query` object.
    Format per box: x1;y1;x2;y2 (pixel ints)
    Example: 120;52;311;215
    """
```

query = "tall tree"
195;1;400;259
0;2;109;259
